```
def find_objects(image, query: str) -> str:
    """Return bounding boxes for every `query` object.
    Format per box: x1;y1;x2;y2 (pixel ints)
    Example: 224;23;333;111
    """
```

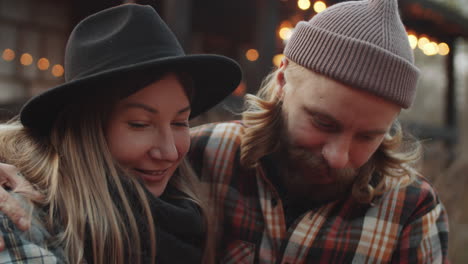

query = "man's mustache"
286;145;357;180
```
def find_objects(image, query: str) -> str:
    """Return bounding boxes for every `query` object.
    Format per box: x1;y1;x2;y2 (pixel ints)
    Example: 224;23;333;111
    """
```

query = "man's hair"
0;73;214;263
241;61;422;203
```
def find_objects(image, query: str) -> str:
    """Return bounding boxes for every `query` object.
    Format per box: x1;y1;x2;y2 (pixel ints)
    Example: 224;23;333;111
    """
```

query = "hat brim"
20;54;242;135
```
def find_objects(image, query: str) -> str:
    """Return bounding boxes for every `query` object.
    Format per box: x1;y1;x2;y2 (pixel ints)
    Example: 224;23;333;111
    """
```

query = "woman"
0;4;241;263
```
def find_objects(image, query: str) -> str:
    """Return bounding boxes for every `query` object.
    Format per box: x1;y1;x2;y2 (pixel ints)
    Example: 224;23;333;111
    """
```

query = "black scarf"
153;188;205;264
84;180;205;263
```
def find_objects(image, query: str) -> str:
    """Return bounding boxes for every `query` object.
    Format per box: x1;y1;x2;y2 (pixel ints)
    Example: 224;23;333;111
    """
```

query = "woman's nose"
148;131;179;162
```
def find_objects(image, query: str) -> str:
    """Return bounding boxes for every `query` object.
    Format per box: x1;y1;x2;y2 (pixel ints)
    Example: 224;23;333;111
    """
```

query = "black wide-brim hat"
20;4;242;135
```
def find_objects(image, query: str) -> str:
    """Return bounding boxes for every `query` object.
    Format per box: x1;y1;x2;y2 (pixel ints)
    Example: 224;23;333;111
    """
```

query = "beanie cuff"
284;22;420;108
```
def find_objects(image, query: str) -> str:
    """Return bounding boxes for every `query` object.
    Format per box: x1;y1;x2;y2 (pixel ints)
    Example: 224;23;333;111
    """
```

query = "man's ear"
276;58;288;99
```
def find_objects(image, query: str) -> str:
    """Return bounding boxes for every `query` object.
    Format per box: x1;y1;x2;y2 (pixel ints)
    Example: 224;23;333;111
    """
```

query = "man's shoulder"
385;175;441;202
190;121;245;149
377;175;445;221
408;175;445;216
190;120;244;136
0;206;64;263
188;121;246;181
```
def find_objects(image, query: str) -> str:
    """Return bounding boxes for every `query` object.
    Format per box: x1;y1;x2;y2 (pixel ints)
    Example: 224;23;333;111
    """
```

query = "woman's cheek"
174;129;190;158
107;127;150;163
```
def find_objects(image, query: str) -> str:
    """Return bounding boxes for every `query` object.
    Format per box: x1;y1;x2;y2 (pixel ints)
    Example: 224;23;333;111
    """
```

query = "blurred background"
0;0;467;262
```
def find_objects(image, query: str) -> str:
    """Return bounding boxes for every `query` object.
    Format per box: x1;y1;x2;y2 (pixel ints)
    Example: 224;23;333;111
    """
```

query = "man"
188;0;449;262
0;0;449;262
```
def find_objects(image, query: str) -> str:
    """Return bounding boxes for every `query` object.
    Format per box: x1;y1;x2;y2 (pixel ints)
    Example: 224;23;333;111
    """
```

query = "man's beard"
275;115;372;204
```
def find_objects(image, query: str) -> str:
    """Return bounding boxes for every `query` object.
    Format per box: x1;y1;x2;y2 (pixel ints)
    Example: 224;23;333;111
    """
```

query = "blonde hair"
0;73;214;263
0;106;156;263
241;60;422;203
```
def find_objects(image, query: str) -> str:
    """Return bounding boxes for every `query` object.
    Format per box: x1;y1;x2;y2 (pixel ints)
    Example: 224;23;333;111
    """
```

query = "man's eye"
313;117;336;130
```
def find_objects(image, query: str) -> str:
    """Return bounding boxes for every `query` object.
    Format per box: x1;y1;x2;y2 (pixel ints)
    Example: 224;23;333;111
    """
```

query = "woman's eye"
128;122;149;128
357;134;377;142
172;121;189;127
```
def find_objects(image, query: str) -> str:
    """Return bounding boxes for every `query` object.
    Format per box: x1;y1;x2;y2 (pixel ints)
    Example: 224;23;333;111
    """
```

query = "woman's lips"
134;168;169;182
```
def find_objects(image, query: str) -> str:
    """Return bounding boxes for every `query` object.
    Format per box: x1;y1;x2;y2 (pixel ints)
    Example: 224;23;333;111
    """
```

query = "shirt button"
271;198;278;207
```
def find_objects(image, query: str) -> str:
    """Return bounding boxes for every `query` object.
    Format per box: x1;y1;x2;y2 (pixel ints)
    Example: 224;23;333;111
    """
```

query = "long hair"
0;72;214;263
241;60;422;203
170;158;215;263
0;103;156;263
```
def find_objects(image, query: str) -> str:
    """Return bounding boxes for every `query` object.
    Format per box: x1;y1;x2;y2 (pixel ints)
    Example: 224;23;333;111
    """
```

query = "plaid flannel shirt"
0;195;66;264
189;121;449;264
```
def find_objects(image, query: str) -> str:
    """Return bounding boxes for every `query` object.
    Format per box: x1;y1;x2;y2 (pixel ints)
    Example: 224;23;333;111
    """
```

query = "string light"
423;42;439;56
313;1;327;13
406;32;450;56
279;27;293;40
37;58;50;70
232;82;246;97
273;54;285;67
417;36;429;50
2;49;15;61
52;64;65;77
246;49;259;62
407;34;418;49
298;0;311;10
20;53;33;66
1;48;65;77
278;20;293;41
438;42;450;56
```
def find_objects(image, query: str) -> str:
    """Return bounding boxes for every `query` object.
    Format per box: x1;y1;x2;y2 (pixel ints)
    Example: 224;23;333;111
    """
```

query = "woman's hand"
0;163;43;250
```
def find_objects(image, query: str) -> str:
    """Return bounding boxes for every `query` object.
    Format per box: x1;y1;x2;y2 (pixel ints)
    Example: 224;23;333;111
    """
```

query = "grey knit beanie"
284;0;419;108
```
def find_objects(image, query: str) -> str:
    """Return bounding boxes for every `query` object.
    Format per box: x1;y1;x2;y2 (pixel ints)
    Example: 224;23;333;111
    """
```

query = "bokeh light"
279;27;293;40
20;53;33;66
246;49;259;62
232;82;246;97
37;58;50;70
423;42;439;56
2;49;15;61
298;0;311;10
273;54;285;67
313;1;327;13
438;42;450;56
407;34;418;50
52;64;65;77
417;36;429;50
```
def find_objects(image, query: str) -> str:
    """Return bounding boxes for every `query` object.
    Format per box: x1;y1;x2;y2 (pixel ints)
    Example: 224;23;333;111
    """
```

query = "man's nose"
322;136;351;169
